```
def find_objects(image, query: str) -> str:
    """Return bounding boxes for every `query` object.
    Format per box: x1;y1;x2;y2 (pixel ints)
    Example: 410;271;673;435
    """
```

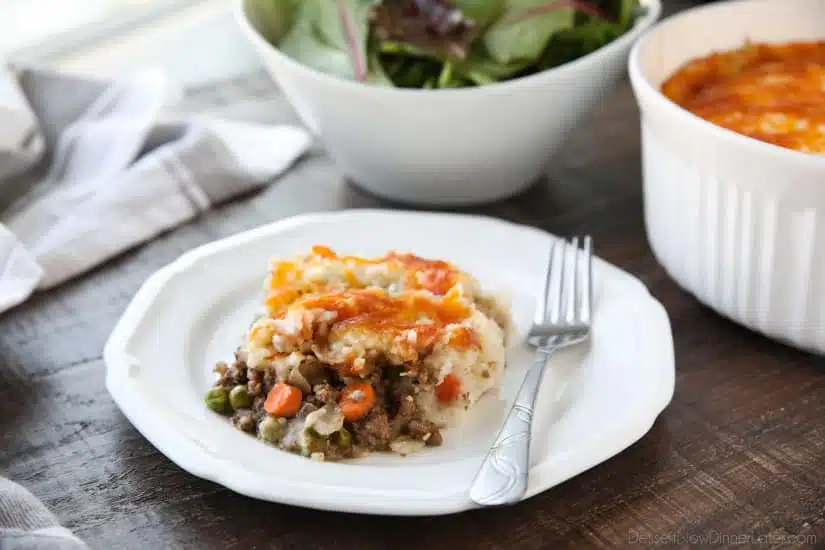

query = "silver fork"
469;236;593;507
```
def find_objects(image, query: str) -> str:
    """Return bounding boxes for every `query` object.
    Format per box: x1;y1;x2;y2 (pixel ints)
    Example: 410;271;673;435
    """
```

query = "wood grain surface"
1;1;823;549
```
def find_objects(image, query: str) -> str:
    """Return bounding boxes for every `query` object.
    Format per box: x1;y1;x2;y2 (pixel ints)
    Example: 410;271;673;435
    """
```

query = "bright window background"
0;0;264;87
0;0;196;57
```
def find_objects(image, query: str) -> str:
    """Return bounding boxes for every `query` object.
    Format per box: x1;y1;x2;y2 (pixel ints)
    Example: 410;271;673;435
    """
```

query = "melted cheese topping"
264;245;470;315
661;40;825;154
243;248;509;411
291;287;473;349
247;287;482;375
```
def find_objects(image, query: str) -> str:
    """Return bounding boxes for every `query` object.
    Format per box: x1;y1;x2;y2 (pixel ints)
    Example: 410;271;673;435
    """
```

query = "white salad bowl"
629;0;825;354
235;0;662;206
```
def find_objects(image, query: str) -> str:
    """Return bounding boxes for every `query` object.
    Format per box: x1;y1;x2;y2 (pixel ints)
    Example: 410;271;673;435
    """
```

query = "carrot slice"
435;373;461;404
264;383;303;417
339;381;376;422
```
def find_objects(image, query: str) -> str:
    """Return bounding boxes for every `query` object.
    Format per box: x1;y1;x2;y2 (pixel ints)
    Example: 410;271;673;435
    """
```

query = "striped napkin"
0;66;311;315
0;477;88;550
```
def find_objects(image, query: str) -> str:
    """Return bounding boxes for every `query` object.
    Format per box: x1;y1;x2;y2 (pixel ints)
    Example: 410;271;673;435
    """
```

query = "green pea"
205;387;230;414
300;428;325;456
332;428;351;448
229;385;253;410
258;416;286;443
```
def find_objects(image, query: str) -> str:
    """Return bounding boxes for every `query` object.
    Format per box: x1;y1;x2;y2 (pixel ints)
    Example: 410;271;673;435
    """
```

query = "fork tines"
533;235;592;333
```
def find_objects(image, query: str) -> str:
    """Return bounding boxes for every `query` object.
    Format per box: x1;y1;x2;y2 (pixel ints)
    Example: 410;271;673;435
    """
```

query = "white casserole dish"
628;0;825;354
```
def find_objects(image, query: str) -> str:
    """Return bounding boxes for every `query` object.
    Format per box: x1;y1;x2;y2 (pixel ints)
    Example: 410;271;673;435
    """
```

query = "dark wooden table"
2;1;824;549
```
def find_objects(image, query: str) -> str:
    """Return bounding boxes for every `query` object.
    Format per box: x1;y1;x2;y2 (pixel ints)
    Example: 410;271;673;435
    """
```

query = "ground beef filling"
208;352;443;461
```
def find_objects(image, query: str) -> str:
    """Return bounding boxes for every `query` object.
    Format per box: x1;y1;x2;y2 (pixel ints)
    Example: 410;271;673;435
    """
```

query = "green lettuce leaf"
265;0;641;88
537;16;622;69
453;0;507;27
279;0;374;81
245;0;298;44
483;1;576;64
453;47;532;83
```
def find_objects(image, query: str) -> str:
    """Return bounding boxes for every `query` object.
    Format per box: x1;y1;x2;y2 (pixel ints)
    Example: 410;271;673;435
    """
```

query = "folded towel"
0;65;311;314
0;477;88;550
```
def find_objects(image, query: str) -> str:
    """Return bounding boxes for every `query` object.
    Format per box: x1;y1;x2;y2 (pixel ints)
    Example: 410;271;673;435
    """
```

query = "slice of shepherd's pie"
204;246;511;461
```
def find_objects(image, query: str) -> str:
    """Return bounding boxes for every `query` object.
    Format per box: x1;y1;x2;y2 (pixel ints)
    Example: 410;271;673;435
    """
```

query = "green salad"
250;0;644;88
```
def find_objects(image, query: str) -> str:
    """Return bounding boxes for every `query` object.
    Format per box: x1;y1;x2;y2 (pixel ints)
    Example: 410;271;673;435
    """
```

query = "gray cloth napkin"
0;477;87;550
0;66;311;313
0;66;312;546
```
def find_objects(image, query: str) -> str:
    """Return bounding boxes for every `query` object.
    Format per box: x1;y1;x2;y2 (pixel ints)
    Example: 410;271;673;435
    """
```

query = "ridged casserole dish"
629;0;825;353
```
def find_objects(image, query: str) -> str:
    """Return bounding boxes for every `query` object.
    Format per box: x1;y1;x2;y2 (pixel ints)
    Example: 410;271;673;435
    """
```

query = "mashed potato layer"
208;246;511;461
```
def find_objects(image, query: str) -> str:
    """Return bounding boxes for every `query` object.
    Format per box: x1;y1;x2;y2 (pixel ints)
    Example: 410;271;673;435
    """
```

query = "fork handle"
469;346;553;506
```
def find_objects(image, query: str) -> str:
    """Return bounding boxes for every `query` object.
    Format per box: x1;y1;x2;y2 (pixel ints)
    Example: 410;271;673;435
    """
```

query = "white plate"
104;210;675;516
